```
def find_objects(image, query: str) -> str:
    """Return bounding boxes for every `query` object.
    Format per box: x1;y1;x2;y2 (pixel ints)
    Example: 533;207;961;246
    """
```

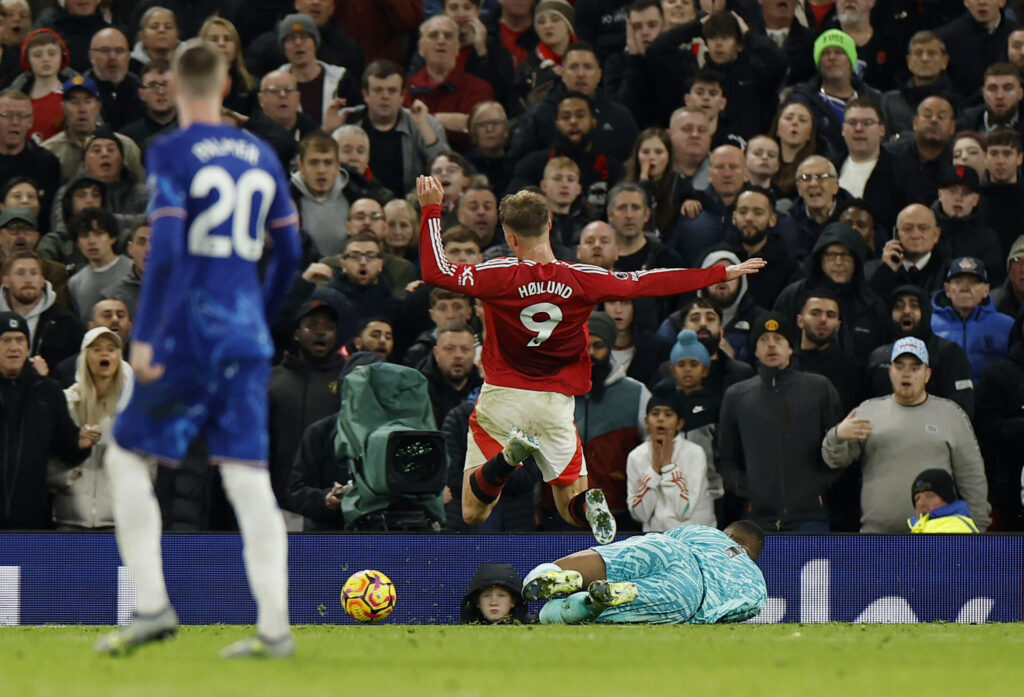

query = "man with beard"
571;311;651;533
0;207;69;307
792;288;864;531
869;203;948;301
0;251;81;375
419;322;482;429
576;221;619;270
269;296;346;530
668;145;748;268
720;311;844;532
794;289;864;412
85;27;144;130
728;185;797;309
694;249;764;364
883;95;957;210
866;284;975;417
958;63;1024;135
506;42;639;164
507;92;625;217
656;297;755;400
774;221;890;360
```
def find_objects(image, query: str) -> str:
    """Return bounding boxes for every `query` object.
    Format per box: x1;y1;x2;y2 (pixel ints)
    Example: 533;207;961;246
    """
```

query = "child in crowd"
626;394;715;532
13;29;74;143
907;468;979;533
460;563;535;624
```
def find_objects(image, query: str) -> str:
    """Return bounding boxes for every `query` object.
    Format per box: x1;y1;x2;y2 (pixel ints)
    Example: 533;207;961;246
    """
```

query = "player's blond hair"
173;39;227;99
499;190;549;238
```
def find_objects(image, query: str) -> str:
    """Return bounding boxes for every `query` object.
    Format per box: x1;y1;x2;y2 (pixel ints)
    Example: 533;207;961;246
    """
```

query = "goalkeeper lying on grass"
523;522;767;625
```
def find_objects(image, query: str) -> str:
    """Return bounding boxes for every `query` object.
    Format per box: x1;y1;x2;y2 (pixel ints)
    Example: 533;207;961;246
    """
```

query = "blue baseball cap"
946;257;988;283
62;74;99;100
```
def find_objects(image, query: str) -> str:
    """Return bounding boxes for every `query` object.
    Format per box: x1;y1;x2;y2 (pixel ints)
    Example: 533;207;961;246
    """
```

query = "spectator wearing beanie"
907;468;979;533
991;236;1024;318
656;328;725;510
719;311;844;532
789;29;883;162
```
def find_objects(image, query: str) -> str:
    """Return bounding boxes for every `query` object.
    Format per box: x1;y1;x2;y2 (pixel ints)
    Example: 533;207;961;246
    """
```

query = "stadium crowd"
0;0;1022;535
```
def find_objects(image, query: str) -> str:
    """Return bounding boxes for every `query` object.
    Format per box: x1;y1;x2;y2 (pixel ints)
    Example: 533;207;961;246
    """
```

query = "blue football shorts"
113;356;270;466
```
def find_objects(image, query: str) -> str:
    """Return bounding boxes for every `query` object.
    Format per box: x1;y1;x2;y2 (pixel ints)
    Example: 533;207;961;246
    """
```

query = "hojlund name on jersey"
516;281;574;299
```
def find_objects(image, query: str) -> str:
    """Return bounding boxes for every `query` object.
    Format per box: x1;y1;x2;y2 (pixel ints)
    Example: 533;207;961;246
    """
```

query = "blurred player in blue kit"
95;40;301;658
522;521;767;625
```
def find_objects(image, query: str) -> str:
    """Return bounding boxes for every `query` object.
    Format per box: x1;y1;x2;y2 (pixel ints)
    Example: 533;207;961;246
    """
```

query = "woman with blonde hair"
49;327;134;529
199;16;257;116
383;198;419;267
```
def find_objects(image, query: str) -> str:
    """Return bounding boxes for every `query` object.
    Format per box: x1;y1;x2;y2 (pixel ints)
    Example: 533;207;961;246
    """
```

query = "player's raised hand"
417;175;445;207
724;258;767;280
130;341;165;385
835;410;874;441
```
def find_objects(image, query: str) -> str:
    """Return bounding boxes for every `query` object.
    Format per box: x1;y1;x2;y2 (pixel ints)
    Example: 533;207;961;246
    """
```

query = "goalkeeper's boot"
93;606;178;655
220;633;295;659
584;488;617;545
504;427;540;466
588;580;639;608
522;568;584;601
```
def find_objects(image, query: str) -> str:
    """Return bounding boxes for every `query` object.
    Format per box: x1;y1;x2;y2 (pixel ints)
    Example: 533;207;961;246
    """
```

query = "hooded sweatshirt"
0;280;83;371
459;563;534;624
289;167;351;258
696;249;764;363
774;223;890;359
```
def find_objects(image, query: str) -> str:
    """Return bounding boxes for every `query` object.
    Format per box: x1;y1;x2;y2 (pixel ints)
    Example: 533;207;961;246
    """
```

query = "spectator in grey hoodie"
290;131;350;258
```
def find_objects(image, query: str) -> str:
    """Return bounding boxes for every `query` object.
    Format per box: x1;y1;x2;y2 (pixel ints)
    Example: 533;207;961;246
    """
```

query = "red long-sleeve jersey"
419;204;727;395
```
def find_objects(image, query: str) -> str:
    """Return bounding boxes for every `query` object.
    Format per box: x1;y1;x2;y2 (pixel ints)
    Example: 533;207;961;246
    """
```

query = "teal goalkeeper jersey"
665;525;767;624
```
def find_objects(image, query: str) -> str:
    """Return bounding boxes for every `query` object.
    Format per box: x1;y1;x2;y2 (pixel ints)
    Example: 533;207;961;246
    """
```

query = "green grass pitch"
4;623;1024;697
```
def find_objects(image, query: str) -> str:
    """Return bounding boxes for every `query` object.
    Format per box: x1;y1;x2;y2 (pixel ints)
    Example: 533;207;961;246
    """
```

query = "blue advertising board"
0;533;1019;625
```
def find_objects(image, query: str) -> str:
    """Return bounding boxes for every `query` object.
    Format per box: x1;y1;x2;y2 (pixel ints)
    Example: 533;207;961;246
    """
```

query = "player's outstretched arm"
724;258;767;280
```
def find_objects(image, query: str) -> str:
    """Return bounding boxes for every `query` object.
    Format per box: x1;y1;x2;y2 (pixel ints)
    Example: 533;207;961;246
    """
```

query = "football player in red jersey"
417;175;765;542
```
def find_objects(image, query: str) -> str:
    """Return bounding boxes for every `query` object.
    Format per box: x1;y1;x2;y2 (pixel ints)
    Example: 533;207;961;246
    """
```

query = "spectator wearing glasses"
776;155;850;265
121;60;177;155
838;96;904;231
0;90;61;226
84;27;143;131
282;233;402;349
246;70;318;172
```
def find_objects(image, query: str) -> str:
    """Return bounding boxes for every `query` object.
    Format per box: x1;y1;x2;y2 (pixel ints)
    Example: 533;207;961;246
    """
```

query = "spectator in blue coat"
931;257;1015;379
